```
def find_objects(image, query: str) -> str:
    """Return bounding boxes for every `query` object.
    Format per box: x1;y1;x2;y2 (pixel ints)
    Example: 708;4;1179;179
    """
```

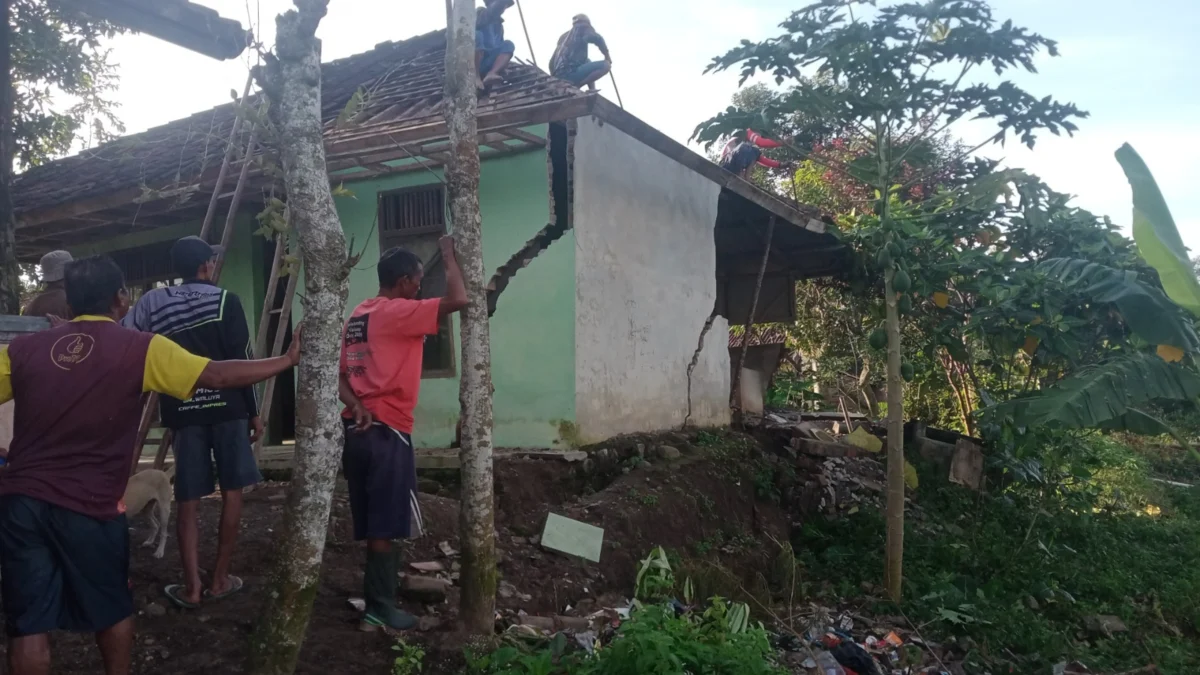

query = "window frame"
377;184;457;379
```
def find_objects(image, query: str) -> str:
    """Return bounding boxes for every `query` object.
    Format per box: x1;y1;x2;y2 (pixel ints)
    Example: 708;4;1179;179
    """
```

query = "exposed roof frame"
57;0;250;60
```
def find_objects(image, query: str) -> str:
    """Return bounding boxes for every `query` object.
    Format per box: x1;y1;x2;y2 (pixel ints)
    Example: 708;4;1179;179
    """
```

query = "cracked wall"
572;117;730;440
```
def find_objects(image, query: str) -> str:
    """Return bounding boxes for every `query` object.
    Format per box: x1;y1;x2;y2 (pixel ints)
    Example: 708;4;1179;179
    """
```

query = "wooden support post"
730;216;776;424
152;429;174;470
130;395;157;476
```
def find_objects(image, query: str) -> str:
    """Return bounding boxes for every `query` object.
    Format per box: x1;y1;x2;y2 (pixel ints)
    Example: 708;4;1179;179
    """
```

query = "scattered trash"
409;561;445;573
540;513;605;563
437;541;459;558
347;597;366;612
574;630;597;654
884;630;904;648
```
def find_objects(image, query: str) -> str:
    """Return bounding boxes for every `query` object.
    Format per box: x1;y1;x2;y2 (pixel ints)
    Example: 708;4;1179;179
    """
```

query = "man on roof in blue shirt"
476;0;516;90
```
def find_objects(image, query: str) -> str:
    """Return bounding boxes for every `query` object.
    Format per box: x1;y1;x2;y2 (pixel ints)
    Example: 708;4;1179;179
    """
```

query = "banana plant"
983;147;1200;455
1116;144;1200;317
1036;258;1200;353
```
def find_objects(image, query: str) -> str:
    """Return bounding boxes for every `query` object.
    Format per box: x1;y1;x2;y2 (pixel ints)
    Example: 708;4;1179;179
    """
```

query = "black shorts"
342;422;423;541
172;419;262;502
0;495;133;637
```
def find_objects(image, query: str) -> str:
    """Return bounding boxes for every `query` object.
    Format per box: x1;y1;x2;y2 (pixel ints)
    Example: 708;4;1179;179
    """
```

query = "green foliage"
794;437;1200;672
1037;258;1200;351
391;639;425;675
986;354;1200;434
470;600;782;675
634;547;676;603
1116;144;1200;318
12;0;126;167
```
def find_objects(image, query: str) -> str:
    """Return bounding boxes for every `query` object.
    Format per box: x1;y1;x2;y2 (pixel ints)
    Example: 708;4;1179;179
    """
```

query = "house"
11;30;846;449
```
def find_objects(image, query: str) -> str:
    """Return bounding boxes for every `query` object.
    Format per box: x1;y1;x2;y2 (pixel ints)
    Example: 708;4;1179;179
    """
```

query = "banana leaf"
984;353;1200;430
1038;258;1200;352
1115;144;1200;317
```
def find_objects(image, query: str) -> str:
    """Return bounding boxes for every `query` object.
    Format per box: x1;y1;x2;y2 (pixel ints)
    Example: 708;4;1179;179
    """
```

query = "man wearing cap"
0;254;301;675
21;250;73;320
122;236;263;609
550;14;612;90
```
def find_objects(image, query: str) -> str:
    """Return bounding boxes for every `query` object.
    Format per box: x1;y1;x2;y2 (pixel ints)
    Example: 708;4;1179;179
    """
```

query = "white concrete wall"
572;117;730;440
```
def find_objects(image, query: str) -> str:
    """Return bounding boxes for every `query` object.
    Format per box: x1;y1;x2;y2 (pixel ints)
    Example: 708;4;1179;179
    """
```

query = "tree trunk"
445;0;498;635
883;269;905;602
730;216;776;424
940;353;971;433
247;2;349;673
0;0;20;315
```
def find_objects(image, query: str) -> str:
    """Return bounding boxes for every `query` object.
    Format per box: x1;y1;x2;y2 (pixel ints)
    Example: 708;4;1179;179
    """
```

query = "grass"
793;440;1200;673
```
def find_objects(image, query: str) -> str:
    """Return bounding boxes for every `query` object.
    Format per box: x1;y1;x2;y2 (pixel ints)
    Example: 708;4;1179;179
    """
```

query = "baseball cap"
39;250;73;283
171;236;224;277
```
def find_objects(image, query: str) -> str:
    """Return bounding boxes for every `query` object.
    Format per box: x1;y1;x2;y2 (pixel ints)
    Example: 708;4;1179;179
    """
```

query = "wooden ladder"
130;74;300;473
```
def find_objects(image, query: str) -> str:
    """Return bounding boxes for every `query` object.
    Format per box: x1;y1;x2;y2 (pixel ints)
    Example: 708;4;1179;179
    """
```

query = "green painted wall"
69;215;264;342
323;147;576;448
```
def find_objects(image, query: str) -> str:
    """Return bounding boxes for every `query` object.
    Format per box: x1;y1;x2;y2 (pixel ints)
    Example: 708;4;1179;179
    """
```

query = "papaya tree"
696;0;1086;601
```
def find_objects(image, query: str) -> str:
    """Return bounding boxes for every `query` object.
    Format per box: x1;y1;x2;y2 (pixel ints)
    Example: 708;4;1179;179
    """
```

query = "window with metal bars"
378;185;455;378
107;240;182;301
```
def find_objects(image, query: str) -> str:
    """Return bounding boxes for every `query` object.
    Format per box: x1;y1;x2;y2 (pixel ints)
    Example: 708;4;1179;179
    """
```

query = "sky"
97;0;1200;248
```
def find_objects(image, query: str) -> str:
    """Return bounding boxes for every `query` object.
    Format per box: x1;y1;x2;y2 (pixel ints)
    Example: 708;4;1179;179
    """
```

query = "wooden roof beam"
58;0;250;61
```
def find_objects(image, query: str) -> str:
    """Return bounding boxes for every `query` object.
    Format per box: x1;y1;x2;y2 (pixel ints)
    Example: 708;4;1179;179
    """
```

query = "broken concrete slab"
1083;614;1128;637
541;513;604;563
949;439;985;491
399;575;451;603
791;438;865;458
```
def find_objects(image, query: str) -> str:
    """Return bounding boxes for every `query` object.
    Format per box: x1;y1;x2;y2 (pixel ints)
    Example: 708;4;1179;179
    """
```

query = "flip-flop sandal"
204;575;245;602
163;584;200;610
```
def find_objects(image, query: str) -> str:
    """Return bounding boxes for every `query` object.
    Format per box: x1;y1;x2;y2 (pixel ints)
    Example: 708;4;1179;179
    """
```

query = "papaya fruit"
893;269;912;293
869;328;888;350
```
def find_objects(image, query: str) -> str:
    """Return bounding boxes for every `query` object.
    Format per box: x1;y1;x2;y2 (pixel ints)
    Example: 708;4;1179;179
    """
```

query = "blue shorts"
0;495;132;636
477;37;515;75
560;61;609;85
172;419;261;502
343;422;423;541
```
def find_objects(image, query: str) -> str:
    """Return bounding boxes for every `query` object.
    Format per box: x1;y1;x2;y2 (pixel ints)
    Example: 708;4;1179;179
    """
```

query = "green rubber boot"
360;548;416;632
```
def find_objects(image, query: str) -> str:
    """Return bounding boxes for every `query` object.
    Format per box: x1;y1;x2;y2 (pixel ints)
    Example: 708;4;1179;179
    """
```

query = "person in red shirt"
719;128;786;179
339;236;467;631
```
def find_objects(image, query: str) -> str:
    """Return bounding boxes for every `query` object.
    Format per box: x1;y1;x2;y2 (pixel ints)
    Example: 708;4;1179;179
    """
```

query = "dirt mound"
8;431;810;673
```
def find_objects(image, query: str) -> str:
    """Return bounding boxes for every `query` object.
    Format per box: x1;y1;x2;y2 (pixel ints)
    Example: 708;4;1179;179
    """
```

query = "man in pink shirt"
339;236;467;631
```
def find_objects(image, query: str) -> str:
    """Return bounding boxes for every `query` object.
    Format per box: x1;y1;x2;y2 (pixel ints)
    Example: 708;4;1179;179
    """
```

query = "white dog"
124;468;174;559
